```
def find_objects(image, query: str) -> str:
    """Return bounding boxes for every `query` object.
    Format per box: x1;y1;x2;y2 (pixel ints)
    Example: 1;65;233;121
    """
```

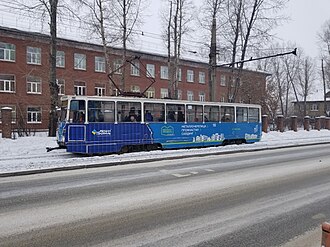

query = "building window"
0;74;15;93
187;90;194;101
0;42;15;62
27;107;41;123
199;72;205;84
131;85;140;92
27;46;41;65
160;88;168;98
220;75;226;86
187;70;194;82
146;87;155;98
178;68;182;82
95;85;105;96
131;61;140;76
56;79;65;95
74;81;86;96
27;76;42;94
0;105;16;123
199;92;205;101
113;59;123;74
56;51;65;68
95;56;105;72
74;53;86;70
310;104;319;111
177;89;182;100
160;66;169;79
146;64;155;78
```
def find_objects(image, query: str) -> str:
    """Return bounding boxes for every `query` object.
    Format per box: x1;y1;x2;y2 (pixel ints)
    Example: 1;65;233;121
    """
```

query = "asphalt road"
0;144;330;246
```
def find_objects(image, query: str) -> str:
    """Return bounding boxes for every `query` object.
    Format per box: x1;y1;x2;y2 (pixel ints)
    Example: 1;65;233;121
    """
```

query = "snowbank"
0;130;330;174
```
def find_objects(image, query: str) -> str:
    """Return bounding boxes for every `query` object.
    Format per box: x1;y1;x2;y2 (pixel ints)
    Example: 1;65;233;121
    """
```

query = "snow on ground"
0;130;330;175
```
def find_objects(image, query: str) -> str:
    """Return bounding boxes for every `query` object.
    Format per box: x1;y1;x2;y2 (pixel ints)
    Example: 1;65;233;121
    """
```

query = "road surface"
0;144;329;246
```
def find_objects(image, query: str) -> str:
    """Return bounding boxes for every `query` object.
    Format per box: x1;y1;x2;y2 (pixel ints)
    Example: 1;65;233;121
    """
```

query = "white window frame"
56;51;65;68
27;76;42;94
199;92;205;102
146;64;155;78
199;71;205;84
146;87;155;98
27;107;42;123
161;88;169;98
131;61;140;76
74;82;86;96
131;85;140;92
74;53;86;70
187;70;194;82
95;56;105;72
220;75;226;86
0;42;15;62
178;68;182;82
56;79;65;95
113;59;123;74
0;75;15;93
187;90;194;101
177;89;182;100
95;86;105;96
27;46;41;65
310;104;319;111
160;66;169;80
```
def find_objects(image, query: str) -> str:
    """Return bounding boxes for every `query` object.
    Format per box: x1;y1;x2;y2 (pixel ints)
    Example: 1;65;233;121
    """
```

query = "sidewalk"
280;227;321;247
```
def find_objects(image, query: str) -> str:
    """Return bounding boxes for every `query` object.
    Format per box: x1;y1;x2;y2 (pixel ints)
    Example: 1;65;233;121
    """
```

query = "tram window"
166;104;185;122
186;105;203;122
249;108;260;122
69;100;86;123
60;100;68;121
88;101;114;122
220;106;234;122
144;103;165;122
204;105;219;122
236;107;248;123
117;101;141;122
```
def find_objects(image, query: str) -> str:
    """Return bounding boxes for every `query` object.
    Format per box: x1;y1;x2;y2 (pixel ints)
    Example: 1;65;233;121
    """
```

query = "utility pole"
167;1;173;99
208;17;217;102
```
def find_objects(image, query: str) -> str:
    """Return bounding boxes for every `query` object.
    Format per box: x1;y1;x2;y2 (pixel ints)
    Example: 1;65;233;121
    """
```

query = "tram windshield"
69;100;86;123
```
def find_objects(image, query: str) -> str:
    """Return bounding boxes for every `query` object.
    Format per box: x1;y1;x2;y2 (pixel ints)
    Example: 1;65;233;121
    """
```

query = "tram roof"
61;95;261;108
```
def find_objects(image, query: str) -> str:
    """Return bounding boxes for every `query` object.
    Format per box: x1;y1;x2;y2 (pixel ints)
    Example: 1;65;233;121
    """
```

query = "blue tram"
57;95;262;154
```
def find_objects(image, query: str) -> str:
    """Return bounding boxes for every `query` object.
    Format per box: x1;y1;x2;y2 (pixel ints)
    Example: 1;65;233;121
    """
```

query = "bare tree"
282;43;300;117
218;0;288;102
18;0;73;136
296;56;316;117
80;0;116;95
112;0;144;91
81;0;145;92
319;19;330;115
264;77;280;128
161;0;195;99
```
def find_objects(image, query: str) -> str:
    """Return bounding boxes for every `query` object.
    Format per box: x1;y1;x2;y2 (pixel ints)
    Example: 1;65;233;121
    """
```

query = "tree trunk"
48;0;59;137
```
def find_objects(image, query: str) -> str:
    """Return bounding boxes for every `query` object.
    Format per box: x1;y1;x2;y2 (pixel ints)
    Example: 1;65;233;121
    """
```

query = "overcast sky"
1;0;329;59
143;0;330;59
274;0;330;58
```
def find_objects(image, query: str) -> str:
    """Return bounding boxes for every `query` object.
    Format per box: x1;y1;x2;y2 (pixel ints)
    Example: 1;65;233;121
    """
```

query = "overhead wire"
0;2;209;60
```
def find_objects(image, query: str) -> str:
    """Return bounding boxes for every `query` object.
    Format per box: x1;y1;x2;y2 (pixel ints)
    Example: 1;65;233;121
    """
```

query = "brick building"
0;26;269;132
